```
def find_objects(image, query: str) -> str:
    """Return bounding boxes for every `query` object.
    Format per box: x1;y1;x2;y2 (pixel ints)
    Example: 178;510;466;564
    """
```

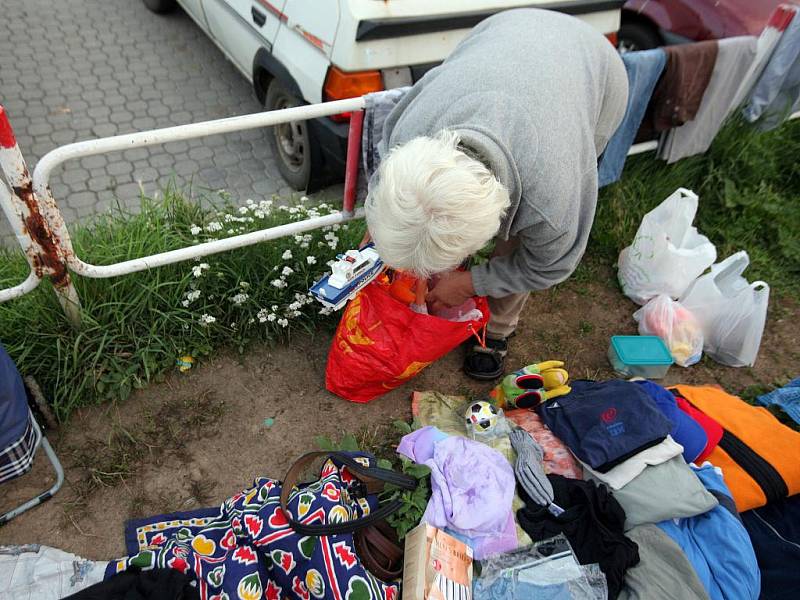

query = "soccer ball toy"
465;401;499;433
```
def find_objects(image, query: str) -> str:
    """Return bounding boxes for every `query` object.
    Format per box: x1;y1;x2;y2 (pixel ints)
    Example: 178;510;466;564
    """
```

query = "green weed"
0;188;363;420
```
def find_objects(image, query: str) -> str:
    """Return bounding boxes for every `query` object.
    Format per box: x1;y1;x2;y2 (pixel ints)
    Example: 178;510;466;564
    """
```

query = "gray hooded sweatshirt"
379;8;628;297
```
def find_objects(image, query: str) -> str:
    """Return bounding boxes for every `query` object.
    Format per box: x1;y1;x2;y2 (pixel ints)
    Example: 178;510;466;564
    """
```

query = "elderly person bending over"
364;8;628;380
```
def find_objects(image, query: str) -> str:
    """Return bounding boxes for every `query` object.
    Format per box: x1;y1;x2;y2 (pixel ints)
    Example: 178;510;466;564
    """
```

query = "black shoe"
463;337;508;381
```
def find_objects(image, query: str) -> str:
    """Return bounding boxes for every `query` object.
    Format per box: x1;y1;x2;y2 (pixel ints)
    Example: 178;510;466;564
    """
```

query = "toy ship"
309;244;384;310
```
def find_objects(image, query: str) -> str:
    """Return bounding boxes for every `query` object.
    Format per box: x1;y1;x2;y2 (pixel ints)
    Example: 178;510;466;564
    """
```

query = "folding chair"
0;344;63;526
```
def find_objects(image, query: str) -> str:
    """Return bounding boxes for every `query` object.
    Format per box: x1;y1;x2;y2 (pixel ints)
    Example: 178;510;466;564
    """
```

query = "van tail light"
606;32;618;46
324;66;384;122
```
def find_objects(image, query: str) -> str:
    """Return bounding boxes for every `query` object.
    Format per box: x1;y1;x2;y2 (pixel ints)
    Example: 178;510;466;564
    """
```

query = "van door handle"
251;7;266;27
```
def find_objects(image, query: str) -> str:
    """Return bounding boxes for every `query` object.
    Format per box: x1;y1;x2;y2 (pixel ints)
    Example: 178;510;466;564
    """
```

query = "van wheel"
265;79;316;191
143;0;177;13
618;21;661;53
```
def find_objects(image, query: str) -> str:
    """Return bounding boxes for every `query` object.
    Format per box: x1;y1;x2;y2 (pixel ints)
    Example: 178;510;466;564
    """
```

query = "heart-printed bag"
110;451;416;600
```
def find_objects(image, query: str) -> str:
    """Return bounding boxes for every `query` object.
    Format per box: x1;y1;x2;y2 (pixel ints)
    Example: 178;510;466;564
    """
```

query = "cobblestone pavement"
0;0;293;243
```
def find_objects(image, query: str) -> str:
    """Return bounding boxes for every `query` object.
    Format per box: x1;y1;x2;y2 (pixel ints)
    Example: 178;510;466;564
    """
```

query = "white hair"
365;130;510;277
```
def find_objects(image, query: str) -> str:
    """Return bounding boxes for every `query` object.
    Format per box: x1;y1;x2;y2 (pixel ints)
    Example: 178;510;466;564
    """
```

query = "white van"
143;0;623;190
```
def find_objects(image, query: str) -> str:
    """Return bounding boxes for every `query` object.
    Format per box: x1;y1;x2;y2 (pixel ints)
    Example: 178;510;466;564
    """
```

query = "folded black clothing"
742;495;800;600
64;567;199;600
517;474;640;600
536;379;672;472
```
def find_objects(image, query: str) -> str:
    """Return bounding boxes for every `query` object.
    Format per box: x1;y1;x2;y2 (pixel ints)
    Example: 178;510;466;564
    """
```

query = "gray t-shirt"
380;8;628;297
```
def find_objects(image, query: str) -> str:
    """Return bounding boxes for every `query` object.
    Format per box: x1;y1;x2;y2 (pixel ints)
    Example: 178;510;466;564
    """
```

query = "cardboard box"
403;524;473;600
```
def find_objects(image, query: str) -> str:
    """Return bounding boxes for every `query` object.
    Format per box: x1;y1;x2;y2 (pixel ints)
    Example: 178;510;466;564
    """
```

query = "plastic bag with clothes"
473;535;607;600
633;294;704;367
618;188;717;305
679;251;770;367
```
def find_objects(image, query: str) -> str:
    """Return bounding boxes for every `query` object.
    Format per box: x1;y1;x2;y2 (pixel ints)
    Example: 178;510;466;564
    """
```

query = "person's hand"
426;271;475;311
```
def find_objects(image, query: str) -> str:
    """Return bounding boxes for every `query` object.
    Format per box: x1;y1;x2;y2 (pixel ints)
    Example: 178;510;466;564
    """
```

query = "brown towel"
638;41;719;140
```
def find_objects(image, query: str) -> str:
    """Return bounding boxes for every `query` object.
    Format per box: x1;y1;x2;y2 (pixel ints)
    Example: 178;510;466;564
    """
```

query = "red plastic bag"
325;282;490;403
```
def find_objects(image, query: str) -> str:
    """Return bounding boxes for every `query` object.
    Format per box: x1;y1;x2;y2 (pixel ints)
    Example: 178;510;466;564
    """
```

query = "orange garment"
673;384;800;512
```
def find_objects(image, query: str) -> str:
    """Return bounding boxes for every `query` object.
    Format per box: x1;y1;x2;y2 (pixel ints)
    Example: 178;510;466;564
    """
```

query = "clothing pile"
598;2;800;186
411;376;800;600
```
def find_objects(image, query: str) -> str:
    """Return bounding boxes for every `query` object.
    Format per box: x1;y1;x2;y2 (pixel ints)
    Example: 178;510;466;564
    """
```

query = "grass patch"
0;188;362;420
594;118;800;296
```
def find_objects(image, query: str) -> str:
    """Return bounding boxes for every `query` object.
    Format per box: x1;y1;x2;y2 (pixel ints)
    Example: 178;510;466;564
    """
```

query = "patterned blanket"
110;457;399;600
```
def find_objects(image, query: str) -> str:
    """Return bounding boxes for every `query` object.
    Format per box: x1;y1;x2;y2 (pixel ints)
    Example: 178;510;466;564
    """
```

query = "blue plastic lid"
611;335;673;365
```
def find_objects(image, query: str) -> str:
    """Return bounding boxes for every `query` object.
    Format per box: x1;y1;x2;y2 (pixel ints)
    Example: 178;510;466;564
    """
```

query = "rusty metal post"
0;106;82;326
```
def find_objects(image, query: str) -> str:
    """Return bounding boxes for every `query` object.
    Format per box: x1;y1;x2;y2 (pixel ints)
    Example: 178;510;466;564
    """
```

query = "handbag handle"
280;451;417;536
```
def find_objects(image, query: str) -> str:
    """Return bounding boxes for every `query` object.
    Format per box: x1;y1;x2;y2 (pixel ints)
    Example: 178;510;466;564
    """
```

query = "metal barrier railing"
0;97;366;325
1;98;798;326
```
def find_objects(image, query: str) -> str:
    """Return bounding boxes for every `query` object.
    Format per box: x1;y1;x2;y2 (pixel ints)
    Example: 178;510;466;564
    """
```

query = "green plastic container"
608;335;673;379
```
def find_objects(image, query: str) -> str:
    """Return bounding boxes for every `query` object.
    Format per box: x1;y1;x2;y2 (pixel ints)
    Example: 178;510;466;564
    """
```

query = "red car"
620;0;784;51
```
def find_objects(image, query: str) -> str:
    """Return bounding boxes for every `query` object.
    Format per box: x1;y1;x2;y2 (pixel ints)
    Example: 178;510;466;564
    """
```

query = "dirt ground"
1;262;797;560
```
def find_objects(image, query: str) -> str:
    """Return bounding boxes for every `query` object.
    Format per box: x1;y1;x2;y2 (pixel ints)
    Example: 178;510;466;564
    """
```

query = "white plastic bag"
618;188;717;304
679;251;770;367
633;294;704;367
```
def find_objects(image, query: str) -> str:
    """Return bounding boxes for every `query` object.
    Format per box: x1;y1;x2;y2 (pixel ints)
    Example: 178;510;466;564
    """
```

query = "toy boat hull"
310;259;384;310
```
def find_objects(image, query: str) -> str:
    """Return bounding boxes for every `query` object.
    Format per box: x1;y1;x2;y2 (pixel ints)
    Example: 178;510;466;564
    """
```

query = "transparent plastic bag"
679;251;770;367
473;535;607;600
618;188;717;305
633;294;704;367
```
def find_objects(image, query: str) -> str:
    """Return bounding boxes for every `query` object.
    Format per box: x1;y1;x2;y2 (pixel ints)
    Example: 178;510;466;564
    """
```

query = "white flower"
282;266;294;277
190;224;201;235
332;224;341;231
199;314;216;325
326;260;335;268
271;305;279;311
206;221;222;232
257;308;269;323
223;214;234;223
254;210;265;219
288;301;301;311
231;292;249;305
246;198;255;206
300;196;309;203
306;256;317;265
184;289;201;303
290;310;302;318
319;307;333;316
268;313;277;322
226;229;235;235
239;281;250;289
238;206;249;215
271;279;287;289
282;249;293;260
181;299;190;307
288;207;299;215
259;199;273;210
277;318;289;327
191;263;210;278
300;242;309;249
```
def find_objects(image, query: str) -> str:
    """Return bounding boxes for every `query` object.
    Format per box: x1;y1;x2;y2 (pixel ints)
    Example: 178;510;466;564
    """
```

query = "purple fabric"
396;426;448;462
420;436;517;560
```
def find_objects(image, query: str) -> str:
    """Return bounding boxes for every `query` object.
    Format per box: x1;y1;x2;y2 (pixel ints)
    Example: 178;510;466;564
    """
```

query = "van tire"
265;78;317;191
618;21;661;52
143;0;177;14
